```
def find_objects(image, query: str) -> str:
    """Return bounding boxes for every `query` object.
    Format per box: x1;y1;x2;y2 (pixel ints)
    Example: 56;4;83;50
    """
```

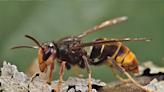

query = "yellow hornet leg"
124;71;153;92
110;67;131;82
88;72;92;92
108;57;154;92
74;65;84;78
46;62;54;83
82;55;92;92
54;61;66;92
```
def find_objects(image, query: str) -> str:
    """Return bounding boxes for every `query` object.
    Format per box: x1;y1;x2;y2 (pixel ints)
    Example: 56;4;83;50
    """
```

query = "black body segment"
56;37;87;69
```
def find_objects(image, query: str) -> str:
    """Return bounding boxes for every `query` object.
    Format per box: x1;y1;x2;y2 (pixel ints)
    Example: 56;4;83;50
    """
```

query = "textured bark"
0;61;164;92
98;76;153;92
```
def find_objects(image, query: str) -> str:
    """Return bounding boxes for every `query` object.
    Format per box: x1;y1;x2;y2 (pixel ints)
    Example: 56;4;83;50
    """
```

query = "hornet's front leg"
46;62;54;83
53;61;66;92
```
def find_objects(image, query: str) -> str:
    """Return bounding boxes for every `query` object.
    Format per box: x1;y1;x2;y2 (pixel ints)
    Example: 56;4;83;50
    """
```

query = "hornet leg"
108;56;153;92
110;67;131;82
46;62;54;83
82;55;92;92
54;61;66;92
74;65;84;78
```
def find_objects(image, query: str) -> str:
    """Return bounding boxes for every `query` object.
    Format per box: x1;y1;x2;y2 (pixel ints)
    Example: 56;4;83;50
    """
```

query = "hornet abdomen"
90;38;139;73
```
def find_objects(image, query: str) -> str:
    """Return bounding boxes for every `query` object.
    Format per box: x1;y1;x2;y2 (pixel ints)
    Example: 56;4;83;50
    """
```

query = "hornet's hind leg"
107;56;154;92
110;67;131;82
90;57;130;82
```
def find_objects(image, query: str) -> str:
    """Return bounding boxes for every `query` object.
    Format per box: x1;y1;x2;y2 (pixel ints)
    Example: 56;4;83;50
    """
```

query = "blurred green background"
0;1;163;82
